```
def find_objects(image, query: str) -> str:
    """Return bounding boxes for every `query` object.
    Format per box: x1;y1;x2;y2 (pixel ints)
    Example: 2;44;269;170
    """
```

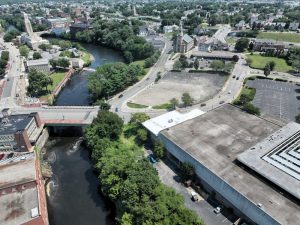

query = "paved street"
154;160;233;225
247;79;300;121
109;36;173;122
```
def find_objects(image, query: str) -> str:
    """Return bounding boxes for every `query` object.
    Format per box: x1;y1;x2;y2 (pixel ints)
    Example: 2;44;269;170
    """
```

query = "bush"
242;103;260;116
274;78;288;82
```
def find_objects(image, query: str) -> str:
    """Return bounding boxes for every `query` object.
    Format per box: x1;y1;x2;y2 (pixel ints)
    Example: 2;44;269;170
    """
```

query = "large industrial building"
0;109;43;152
0;152;49;225
143;104;300;225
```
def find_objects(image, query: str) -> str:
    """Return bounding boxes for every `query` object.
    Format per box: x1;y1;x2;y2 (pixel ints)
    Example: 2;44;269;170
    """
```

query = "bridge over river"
10;106;99;126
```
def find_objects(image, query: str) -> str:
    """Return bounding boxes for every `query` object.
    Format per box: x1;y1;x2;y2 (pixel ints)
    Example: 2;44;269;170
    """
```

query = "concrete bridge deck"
10;106;99;126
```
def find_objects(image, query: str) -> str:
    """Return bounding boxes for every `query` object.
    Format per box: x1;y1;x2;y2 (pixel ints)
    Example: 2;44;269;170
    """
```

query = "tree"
19;45;30;58
296;114;300;123
194;58;199;70
1;51;9;61
170;98;179;109
242;103;260;116
93;99;111;110
210;60;225;71
33;52;42;60
232;55;239;62
130;113;150;125
179;54;188;68
49;59;57;69
180;162;195;181
181;92;194;107
27;69;52;97
39;43;51;51
264;64;271;76
248;42;254;51
57;58;70;68
173;60;182;70
292;60;300;73
235;37;250;52
269;61;276;71
153;141;165;159
136;128;148;143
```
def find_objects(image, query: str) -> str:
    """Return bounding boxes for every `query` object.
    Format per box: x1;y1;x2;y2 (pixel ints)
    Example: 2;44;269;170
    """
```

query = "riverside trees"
27;69;52;97
84;111;204;225
88;62;145;101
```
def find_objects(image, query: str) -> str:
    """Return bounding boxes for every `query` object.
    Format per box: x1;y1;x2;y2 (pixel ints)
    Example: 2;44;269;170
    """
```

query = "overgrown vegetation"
0;51;9;78
84;111;205;225
234;87;260;116
88;63;145;102
27;69;53;97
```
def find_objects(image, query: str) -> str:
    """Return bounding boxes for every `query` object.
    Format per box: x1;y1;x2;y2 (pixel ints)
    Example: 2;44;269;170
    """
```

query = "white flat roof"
143;109;204;136
27;59;49;66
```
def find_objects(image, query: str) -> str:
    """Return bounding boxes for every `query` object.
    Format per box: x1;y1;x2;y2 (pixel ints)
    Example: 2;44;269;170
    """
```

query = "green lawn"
81;51;92;66
247;54;293;72
131;60;150;79
257;32;300;43
48;70;67;92
127;102;148;109
152;103;173;110
234;86;256;105
226;37;236;45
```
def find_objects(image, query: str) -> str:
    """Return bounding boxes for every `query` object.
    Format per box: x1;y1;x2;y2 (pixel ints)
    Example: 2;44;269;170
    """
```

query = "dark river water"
45;43;123;225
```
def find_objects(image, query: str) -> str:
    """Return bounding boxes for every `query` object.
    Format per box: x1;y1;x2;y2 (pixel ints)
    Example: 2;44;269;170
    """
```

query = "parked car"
232;75;236;78
236;77;239;80
148;154;157;164
118;94;123;98
219;100;225;104
213;206;224;214
200;103;206;107
115;107;118;112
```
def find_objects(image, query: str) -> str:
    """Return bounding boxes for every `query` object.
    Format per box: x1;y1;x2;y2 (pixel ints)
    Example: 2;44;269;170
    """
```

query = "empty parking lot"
246;79;300;121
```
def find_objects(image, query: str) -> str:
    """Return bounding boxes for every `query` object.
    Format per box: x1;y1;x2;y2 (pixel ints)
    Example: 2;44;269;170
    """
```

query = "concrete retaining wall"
35;128;49;150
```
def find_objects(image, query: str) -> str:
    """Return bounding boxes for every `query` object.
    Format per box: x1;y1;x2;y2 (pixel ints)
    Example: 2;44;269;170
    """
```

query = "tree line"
88;63;145;102
0;51;9;78
84;110;205;225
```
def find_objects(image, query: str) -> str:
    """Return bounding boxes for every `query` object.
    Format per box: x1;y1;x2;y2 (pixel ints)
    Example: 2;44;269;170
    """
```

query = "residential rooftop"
160;104;300;225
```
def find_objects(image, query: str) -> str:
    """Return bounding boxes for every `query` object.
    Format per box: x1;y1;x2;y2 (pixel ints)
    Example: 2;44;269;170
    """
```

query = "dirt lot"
132;71;227;106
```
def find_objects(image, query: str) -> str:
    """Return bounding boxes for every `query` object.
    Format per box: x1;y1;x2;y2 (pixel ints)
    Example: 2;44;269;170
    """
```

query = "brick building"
0;109;43;152
0;153;49;225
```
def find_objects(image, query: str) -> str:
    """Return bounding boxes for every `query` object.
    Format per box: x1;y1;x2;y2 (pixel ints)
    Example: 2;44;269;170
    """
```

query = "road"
0;36;23;109
109;36;173;121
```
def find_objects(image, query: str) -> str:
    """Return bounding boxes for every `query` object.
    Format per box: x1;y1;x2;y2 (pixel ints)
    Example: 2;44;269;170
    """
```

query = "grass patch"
235;87;256;102
247;54;293;72
226;37;236;44
257;32;300;43
81;51;92;66
152;103;173;110
234;87;260;116
131;59;150;78
47;70;67;92
127;102;148;109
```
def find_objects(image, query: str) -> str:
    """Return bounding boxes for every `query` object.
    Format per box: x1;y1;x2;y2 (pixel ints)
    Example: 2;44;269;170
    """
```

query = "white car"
228;90;231;94
190;191;199;201
213;206;224;214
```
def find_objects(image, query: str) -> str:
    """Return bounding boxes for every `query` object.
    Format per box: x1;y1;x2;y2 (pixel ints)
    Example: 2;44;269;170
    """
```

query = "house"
70;58;84;69
138;25;148;37
26;58;50;74
235;20;246;30
198;37;228;52
252;39;285;53
289;22;300;31
163;24;179;33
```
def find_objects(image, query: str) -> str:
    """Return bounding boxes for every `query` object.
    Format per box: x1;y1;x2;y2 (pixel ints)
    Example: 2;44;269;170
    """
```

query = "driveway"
154;160;233;225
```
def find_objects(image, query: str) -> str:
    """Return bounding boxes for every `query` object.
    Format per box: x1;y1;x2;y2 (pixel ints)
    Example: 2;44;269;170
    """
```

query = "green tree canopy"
235;37;250;52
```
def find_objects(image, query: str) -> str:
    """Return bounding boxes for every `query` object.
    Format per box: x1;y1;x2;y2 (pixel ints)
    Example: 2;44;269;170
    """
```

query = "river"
45;43;123;225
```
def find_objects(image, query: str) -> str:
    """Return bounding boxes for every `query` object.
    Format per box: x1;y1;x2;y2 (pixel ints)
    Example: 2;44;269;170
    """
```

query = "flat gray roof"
161;104;300;225
0;114;34;135
0;153;39;225
27;58;49;66
0;153;35;189
0;186;39;225
238;122;300;199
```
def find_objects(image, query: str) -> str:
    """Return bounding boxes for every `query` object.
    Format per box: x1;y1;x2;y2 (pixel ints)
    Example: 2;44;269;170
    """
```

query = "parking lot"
154;159;234;225
246;79;300;121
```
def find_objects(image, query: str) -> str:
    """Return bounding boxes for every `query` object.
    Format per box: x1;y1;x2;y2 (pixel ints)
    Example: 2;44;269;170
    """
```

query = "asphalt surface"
154;159;233;225
247;79;300;121
109;36;173;122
